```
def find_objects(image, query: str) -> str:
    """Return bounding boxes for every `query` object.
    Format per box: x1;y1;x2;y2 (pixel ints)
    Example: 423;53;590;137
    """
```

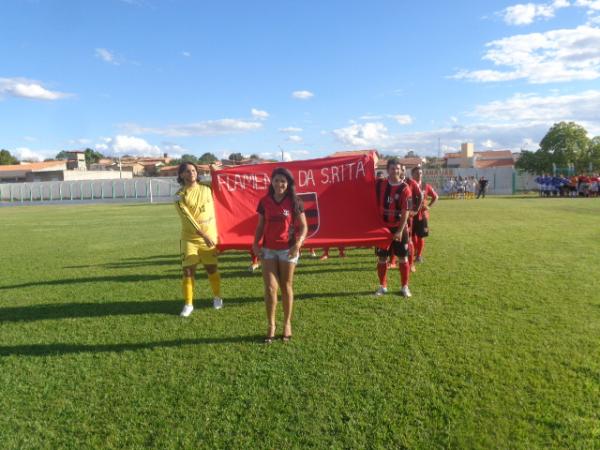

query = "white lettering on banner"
216;160;368;191
298;170;315;188
216;173;270;191
320;160;366;185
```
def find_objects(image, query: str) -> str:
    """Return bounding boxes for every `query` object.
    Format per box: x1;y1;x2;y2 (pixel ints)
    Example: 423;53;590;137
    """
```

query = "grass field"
1;197;599;449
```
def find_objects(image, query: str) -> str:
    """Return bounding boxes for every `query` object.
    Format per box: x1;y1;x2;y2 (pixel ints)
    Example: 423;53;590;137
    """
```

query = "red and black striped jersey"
406;178;423;213
376;178;412;227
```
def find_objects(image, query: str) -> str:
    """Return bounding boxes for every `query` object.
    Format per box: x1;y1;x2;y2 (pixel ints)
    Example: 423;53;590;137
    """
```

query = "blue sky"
2;0;600;161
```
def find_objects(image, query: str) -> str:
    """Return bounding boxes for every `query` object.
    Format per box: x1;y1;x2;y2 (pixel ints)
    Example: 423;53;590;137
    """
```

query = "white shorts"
261;247;299;264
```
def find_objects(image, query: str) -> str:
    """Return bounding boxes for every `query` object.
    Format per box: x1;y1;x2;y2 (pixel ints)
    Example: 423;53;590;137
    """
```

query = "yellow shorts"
180;240;218;267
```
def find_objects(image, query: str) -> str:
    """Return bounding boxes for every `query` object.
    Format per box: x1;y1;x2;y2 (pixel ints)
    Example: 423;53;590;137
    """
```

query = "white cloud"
331;89;600;155
13;147;45;161
121;118;263;137
0;77;70;101
181;51;191;57
360;114;383;120
95;48;119;65
332;122;390;147
251;108;269;120
161;143;189;158
452;25;600;83
292;90;314;100
480;139;499;148
96;135;161;156
471;90;600;129
576;0;600;10
502;3;557;25
392;114;414;125
279;126;303;133
67;138;92;146
287;135;303;143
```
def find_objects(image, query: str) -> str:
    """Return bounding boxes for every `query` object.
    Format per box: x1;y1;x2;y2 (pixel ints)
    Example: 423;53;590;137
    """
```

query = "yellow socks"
208;272;221;298
182;276;194;306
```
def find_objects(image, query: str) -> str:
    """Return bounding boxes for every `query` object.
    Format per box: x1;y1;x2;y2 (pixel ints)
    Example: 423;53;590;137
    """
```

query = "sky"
2;0;600;162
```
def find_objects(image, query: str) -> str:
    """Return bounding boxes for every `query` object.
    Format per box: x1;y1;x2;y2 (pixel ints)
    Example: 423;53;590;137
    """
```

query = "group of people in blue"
535;174;600;197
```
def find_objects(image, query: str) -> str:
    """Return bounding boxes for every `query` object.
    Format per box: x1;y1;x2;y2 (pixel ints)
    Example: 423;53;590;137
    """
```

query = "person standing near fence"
175;162;223;317
410;166;438;264
477;176;489;199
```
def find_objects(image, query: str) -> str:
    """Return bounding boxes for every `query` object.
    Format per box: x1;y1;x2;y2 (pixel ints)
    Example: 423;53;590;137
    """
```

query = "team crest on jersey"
298;192;320;238
282;209;290;217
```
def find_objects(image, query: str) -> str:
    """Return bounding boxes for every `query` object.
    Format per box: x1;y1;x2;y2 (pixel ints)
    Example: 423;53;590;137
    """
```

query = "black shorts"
377;227;410;258
412;216;429;238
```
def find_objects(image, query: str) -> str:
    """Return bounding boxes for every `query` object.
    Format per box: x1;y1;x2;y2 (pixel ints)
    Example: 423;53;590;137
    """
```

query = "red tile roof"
329;149;377;158
474;159;514;169
0;161;66;172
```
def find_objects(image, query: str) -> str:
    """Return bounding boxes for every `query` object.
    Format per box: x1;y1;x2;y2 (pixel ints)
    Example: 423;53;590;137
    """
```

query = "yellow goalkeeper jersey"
175;183;218;248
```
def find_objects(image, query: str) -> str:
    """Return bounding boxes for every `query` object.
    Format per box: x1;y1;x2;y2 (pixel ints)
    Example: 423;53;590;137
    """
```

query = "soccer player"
175;162;223;317
410;166;438;264
375;158;413;298
253;167;307;343
405;170;423;273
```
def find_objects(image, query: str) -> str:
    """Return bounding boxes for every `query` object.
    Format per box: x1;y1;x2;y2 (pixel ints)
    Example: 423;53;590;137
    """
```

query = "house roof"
474;159;514;169
377;157;424;167
0;161;66;172
475;150;513;159
329;149;377;158
444;149;513;159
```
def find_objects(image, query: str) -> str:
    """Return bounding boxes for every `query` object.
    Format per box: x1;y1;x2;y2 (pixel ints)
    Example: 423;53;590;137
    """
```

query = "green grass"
1;198;599;449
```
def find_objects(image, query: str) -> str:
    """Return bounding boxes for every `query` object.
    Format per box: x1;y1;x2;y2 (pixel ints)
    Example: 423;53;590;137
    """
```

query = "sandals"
264;336;275;344
282;335;292;343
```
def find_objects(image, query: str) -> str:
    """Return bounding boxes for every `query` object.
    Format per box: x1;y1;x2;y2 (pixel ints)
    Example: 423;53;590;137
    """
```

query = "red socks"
415;237;425;258
377;262;388;287
399;261;410;286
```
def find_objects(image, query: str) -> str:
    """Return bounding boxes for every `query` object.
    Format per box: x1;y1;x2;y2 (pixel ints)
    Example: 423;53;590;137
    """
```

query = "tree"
198;152;218;164
515;149;553;174
0;149;19;165
228;152;244;162
539;121;590;172
83;148;104;167
180;154;198;163
516;122;593;174
580;136;600;172
55;150;70;160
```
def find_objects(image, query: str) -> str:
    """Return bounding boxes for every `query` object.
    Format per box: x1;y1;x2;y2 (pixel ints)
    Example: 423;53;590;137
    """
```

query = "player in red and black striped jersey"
375;158;413;297
405;172;424;272
410;166;438;264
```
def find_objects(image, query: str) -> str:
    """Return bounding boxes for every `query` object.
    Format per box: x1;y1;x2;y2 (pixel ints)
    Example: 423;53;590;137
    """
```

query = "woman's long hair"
269;167;303;215
177;161;199;185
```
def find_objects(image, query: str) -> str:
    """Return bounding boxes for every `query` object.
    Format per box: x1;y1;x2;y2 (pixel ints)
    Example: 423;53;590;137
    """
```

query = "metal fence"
0;177;180;204
422;168;538;195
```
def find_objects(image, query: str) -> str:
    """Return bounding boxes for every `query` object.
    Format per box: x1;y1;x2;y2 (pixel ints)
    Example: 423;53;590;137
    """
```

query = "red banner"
212;152;392;250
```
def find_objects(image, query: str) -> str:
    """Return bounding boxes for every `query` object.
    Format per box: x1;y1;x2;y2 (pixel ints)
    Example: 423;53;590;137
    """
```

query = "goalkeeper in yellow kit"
175;162;223;317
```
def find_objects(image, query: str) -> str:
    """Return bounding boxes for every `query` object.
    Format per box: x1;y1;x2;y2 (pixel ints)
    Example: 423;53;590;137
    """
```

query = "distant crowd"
442;176;489;199
535;174;600;197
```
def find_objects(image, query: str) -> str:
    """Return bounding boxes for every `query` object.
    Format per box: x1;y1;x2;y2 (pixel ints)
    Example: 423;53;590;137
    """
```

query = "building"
0;161;132;182
444;143;514;169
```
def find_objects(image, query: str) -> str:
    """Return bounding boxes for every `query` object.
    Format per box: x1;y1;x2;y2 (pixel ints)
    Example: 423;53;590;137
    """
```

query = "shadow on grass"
0;290;371;323
0;300;179;322
0;336;263;357
0;274;179;290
